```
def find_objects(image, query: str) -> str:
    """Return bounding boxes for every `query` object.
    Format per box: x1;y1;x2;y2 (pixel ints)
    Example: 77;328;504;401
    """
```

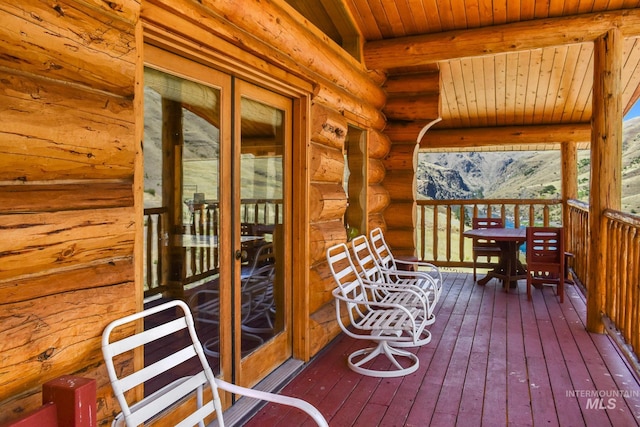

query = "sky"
624;101;640;121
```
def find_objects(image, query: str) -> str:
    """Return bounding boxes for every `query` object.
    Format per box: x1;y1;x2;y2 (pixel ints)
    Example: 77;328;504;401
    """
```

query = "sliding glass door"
143;47;292;392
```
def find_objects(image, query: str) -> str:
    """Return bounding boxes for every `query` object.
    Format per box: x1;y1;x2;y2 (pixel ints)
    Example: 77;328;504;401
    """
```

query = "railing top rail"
144;206;168;215
604;208;640;227
567;199;589;211
417;198;562;206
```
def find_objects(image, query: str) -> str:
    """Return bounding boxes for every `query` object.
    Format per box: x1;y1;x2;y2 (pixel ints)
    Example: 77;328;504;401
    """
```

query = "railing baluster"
433;205;439;262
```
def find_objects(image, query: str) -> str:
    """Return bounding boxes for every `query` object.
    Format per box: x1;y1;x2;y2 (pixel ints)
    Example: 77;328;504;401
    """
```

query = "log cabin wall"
0;0;141;424
142;0;387;378
0;0;395;424
381;70;441;256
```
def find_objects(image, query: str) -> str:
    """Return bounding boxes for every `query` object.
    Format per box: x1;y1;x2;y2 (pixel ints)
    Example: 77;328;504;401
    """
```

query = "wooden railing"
603;209;640;363
566;200;589;290
143;199;282;297
416;198;562;268
417;197;639;372
144;207;167;297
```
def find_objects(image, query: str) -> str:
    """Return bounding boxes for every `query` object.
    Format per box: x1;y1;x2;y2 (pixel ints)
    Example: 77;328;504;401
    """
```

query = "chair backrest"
526;227;564;272
102;300;224;427
368;227;397;271
326;243;370;323
472;217;504;230
242;242;275;286
350;234;386;283
471;217;504;251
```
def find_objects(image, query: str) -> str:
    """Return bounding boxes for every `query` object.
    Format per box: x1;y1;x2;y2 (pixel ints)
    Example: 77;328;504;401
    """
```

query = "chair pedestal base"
348;341;420;378
388;328;431;348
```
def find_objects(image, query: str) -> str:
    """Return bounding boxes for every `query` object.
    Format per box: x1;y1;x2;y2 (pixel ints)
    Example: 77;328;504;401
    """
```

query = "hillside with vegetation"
418;116;640;215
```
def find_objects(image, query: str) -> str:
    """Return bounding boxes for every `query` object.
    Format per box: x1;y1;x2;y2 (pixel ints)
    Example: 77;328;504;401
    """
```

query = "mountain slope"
418;117;640;214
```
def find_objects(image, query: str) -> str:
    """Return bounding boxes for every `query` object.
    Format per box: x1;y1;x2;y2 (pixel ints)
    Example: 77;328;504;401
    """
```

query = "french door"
233;80;292;387
143;46;292;392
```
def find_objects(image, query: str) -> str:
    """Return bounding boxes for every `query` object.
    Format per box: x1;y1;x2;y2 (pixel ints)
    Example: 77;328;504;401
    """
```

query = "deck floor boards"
242;271;640;426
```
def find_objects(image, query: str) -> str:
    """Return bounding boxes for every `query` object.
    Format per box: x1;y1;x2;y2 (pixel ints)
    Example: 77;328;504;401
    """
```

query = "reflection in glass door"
234;80;292;387
143;51;293;394
143;60;229;380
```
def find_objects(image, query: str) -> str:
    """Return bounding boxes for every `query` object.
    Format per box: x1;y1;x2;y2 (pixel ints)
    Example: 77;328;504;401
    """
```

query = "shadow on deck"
243;271;640;426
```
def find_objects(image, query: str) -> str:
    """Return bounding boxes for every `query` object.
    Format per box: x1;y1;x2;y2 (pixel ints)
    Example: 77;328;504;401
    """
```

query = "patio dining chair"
526;226;565;303
369;227;443;304
350;234;437;324
102;299;328;427
327;243;432;378
471;217;504;282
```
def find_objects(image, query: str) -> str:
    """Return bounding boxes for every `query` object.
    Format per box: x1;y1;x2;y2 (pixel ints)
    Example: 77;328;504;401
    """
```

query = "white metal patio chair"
327;243;432;378
351;235;437;318
102;299;328;427
240;242;276;335
369;227;443;305
188;242;275;358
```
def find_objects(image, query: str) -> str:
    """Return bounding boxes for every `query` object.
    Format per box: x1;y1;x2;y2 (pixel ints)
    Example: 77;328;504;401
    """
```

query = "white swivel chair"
102;299;328;427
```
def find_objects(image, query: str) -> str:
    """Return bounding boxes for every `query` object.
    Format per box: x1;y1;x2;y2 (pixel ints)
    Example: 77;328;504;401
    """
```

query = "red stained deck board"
243;272;640;427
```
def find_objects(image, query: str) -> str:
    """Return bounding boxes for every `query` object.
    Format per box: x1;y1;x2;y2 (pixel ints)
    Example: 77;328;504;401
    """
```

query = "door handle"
235;250;243;260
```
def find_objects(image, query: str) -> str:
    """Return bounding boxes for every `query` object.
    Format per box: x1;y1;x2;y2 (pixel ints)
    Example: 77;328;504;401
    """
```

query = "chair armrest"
332;286;426;317
215;379;328;427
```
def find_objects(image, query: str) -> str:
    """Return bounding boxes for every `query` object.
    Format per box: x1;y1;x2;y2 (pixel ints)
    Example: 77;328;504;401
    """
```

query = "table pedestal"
477;241;527;290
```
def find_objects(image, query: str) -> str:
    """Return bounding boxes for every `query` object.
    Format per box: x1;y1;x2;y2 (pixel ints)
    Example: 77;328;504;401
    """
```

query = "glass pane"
239;96;284;357
143;67;222;374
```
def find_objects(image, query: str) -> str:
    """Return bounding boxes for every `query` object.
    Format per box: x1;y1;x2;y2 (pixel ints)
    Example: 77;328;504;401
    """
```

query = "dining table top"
463;227;526;241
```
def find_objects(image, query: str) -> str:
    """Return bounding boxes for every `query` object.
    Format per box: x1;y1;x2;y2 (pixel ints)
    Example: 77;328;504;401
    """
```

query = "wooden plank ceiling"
286;0;640;151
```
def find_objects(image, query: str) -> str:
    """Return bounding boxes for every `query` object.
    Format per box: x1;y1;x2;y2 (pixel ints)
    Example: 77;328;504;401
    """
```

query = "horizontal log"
367;213;386;232
368;184;390;214
0;72;135;182
365;8;640;68
383;202;416;228
313;84;386;131
0;182;133;214
309;220;347;264
0;207;135;280
368;158;386;184
202;0;385;106
0;258;134;305
383;120;441;143
422;123;592;148
0;0;136;95
382;170;416;201
383;71;440;95
368;130;392;159
308;302;341;357
383;93;440;121
383;143;418;171
147;0;385;109
381;228;417;255
309;183;348;222
0;282;137;402
311;104;348;150
310;142;344;183
308;263;336;314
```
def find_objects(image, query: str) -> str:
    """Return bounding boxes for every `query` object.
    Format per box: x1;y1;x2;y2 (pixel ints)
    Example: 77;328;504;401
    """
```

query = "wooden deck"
242;271;640;426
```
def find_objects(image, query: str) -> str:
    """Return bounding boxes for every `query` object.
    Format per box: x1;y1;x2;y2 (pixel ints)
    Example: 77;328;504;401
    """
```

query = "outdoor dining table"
463;227;527;289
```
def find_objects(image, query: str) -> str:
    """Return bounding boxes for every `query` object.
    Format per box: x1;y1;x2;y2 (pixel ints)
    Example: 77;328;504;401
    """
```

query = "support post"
42;376;97;427
587;28;623;333
561;141;578;247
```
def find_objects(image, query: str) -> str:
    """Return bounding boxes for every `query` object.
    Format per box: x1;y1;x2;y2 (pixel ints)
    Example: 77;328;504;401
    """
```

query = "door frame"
232;79;294;387
143;41;313;386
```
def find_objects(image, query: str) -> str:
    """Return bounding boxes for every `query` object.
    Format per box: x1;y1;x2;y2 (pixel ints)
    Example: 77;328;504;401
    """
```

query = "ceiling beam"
419;124;592;149
364;9;640;70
